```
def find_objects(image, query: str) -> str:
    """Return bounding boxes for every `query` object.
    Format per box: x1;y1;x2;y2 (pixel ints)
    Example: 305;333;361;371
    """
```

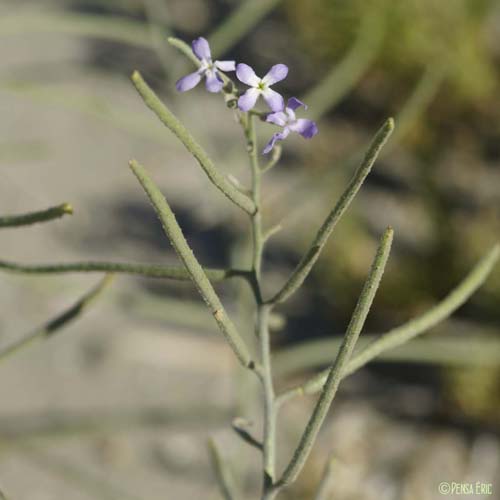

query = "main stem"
245;115;278;500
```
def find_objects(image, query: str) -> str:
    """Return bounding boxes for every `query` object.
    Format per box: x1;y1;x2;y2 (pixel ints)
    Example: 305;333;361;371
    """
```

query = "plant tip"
62;203;73;214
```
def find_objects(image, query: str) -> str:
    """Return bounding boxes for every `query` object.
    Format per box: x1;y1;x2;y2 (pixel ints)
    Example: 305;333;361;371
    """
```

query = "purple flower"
263;97;318;154
176;37;236;93
236;63;288;112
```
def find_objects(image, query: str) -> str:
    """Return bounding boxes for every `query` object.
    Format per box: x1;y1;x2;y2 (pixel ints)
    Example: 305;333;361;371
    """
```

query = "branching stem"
243;114;278;499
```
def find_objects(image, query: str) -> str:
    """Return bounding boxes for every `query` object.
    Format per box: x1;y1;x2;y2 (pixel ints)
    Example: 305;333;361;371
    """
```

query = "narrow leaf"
268;118;394;305
0;203;73;228
276;227;393;487
0;275;113;362
280;243;499;401
231;418;263;451
129;159;253;368
0;259;250;282
131;71;256;214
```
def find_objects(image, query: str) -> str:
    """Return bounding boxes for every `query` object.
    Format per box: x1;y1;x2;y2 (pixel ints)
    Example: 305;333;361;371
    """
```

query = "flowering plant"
176;37;318;156
1;33;498;500
123;36;498;499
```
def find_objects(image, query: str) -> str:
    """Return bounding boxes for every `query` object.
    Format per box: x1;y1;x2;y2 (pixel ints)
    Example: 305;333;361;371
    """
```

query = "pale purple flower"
176;37;235;93
263;97;318;154
236;63;288;112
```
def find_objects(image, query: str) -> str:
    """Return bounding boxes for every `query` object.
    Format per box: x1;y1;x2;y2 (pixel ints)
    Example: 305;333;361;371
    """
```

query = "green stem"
0;203;72;228
232;418;263;451
259;304;276;490
262;224;282;243
345;244;500;377
274;333;500;377
0;275;113;363
129;159;254;369
167;37;201;67
0;259;250;282
274;227;393;489
268;118;394;305
248;115;264;281
278;243;500;403
131;71;255;215
244;114;277;498
261;145;282;174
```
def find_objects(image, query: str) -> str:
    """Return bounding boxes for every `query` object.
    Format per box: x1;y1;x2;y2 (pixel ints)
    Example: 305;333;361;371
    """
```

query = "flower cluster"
176;37;318;155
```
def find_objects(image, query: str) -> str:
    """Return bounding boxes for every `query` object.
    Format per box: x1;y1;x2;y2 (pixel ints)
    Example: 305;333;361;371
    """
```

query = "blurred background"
1;0;499;498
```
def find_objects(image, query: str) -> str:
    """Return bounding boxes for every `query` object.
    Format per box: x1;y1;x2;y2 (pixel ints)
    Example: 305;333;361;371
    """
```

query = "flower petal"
215;60;236;72
266;111;288;127
176;71;202;92
262;88;284;112
262;64;288;85
262;129;290;155
205;70;224;93
238;88;260;111
289;118;318;139
287;97;307;111
236;63;260;87
192;37;211;61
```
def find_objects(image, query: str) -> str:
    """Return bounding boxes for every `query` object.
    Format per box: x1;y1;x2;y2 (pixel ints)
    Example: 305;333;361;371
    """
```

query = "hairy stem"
0;203;72;228
248;115;264;282
275;227;393;489
131;71;255;214
268;118;394;305
232;418;263;451
167;37;201;67
259;304;276;490
129;159;254;369
278;243;499;404
244;114;278;498
0;259;250;282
